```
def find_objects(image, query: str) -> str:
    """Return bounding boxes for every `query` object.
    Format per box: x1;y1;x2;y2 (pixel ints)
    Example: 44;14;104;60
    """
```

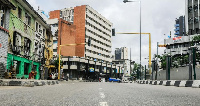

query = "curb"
0;79;59;87
136;80;200;88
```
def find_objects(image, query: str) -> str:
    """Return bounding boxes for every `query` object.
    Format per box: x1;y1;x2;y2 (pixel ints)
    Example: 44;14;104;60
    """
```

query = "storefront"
7;53;40;79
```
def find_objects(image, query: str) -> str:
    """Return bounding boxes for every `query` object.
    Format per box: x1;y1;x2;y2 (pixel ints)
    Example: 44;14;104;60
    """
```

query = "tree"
54;58;63;70
156;55;166;70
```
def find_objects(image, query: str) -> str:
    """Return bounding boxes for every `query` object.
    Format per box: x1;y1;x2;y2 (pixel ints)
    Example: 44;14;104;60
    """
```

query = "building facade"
0;0;16;78
112;47;130;78
49;5;114;80
37;10;54;79
175;16;186;36
6;0;50;79
186;0;200;35
115;47;128;60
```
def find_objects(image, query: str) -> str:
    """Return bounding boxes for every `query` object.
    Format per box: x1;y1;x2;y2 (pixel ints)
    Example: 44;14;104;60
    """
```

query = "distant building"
186;0;200;35
113;47;130;77
115;47;128;60
174;16;186;37
165;16;188;56
48;5;114;80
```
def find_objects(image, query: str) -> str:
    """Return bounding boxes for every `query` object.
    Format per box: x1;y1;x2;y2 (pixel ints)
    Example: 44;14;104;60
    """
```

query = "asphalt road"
0;81;200;106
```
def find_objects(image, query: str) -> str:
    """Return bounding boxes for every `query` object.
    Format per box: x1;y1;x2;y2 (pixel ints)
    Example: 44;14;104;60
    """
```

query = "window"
36;22;38;32
24;63;30;75
43;29;45;36
53;49;57;52
18;7;22;19
25;13;31;26
71;61;77;65
0;7;5;27
14;61;21;74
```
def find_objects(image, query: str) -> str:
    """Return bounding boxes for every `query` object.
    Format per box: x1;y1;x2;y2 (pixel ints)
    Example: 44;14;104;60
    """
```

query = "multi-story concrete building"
115;47;128;60
6;0;50;79
49;5;114;80
164;36;190;56
0;0;16;78
186;0;200;35
37;10;54;79
112;47;130;78
175;16;186;37
165;0;200;56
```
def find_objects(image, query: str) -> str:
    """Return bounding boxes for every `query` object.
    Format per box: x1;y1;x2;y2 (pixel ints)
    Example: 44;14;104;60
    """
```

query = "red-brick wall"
49;10;60;19
74;5;86;57
57;19;76;56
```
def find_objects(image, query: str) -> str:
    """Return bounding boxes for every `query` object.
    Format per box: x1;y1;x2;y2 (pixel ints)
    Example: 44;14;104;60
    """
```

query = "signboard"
89;67;94;72
173;36;182;42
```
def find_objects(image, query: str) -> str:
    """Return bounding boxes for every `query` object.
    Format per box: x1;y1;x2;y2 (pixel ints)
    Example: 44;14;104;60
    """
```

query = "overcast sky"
27;0;185;66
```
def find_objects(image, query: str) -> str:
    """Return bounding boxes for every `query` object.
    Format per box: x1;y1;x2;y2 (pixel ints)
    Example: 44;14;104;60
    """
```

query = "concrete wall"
152;66;200;80
0;30;8;70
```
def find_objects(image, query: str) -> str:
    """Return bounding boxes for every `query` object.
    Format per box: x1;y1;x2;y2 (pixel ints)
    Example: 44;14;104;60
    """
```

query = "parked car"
109;78;121;82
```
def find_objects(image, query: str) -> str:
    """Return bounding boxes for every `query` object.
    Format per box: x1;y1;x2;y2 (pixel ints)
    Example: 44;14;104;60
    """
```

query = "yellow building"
43;27;54;79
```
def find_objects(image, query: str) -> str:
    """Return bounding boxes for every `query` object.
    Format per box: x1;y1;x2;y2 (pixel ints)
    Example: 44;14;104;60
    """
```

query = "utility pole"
156;42;159;80
145;65;146;80
130;48;131;76
151;59;155;80
166;54;171;80
189;47;193;80
193;47;196;80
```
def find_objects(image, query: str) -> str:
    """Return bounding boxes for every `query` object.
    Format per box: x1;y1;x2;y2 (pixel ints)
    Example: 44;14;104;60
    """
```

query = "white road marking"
99;92;105;99
99;102;108;106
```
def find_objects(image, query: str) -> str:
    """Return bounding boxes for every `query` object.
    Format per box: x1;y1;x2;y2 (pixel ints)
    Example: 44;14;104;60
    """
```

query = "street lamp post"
123;0;142;77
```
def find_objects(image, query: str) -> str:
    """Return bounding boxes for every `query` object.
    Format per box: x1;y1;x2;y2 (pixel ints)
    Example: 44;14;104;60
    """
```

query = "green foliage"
54;58;63;69
131;63;144;76
157;55;166;69
192;35;200;46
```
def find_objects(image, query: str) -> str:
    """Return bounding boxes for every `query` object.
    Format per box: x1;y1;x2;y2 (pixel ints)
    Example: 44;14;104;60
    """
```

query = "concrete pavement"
1;82;200;105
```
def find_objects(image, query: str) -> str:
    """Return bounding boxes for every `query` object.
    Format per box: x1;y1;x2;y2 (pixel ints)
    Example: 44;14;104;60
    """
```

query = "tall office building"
186;0;200;35
115;47;128;60
49;5;114;80
113;47;130;77
174;16;186;36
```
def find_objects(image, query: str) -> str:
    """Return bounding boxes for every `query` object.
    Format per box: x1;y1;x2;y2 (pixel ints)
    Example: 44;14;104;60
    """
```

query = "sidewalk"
136;80;200;88
0;79;59;87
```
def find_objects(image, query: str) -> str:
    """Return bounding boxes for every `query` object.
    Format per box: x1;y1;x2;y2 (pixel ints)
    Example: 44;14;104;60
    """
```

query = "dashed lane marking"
99;92;105;99
99;102;108;106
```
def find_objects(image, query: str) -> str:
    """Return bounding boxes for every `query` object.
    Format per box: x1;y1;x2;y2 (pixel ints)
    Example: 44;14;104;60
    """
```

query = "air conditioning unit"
13;46;17;52
24;42;27;47
27;43;30;47
26;51;29;56
39;29;43;33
